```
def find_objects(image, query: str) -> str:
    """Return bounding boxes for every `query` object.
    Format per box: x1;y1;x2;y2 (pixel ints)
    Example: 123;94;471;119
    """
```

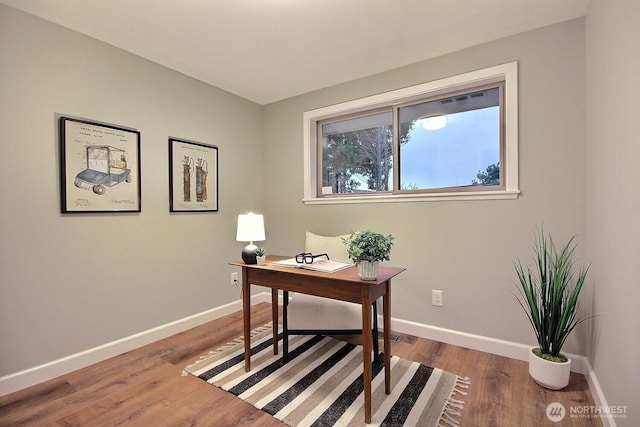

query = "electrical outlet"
432;290;443;307
230;272;238;286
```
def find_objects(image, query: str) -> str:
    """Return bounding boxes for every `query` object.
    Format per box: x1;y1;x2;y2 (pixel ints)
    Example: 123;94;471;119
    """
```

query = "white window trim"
303;61;520;204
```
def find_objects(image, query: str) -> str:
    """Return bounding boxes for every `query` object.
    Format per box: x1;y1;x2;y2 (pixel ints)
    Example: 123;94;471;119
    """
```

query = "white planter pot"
528;348;571;390
357;261;379;280
256;256;266;265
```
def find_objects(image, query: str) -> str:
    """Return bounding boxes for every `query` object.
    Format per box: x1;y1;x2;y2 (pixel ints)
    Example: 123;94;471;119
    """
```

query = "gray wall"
2;1;638;421
263;19;588;352
0;4;264;376
586;0;640;422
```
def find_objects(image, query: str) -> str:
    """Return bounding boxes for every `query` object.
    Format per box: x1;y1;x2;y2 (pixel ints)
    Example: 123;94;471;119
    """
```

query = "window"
303;62;519;204
397;84;502;192
320;110;393;194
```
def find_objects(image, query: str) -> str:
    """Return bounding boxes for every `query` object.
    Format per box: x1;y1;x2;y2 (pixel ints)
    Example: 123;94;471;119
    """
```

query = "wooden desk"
230;255;405;424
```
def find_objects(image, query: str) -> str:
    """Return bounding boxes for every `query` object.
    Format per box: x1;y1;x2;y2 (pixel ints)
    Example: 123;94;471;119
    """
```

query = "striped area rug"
184;326;470;426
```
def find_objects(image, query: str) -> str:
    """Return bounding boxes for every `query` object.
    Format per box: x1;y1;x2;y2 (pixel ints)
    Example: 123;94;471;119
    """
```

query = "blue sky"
399;107;499;189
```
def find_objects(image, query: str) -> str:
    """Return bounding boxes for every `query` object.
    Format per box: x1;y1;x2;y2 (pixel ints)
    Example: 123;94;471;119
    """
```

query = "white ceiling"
1;0;590;105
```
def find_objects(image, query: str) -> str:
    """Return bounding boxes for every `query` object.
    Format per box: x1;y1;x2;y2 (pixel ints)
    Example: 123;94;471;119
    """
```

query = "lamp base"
241;244;258;264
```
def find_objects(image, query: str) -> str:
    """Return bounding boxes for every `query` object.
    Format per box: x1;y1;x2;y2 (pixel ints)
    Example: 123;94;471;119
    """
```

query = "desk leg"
271;289;278;355
242;268;251;372
362;289;372;424
383;281;391;394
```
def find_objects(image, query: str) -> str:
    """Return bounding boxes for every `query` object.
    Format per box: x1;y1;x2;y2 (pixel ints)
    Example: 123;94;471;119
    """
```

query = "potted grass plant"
514;227;591;390
343;230;394;280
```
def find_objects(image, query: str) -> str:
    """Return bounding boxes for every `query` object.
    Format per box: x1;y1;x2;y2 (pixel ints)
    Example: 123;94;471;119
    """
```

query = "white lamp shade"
236;214;265;242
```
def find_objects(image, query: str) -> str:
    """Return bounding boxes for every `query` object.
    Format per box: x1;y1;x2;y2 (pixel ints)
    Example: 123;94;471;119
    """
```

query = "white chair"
281;231;379;362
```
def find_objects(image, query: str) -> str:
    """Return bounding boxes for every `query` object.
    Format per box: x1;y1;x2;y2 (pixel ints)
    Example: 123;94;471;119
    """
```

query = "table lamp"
236;213;265;264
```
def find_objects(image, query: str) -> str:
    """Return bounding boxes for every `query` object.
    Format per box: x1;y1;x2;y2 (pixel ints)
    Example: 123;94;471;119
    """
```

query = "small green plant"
342;230;394;264
255;247;266;257
514;227;591;362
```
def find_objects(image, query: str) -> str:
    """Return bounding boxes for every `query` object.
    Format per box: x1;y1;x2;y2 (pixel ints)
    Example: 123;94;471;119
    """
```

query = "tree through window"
321;111;393;194
305;62;519;203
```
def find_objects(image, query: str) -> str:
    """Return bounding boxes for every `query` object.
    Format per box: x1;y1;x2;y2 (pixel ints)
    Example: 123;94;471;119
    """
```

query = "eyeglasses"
295;252;330;264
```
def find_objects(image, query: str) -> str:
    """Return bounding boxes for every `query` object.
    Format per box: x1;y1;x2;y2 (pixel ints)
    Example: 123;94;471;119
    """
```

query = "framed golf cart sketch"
168;138;218;212
59;116;141;213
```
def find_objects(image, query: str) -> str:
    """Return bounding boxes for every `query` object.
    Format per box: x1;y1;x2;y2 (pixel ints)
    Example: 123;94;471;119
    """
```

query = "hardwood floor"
0;303;601;426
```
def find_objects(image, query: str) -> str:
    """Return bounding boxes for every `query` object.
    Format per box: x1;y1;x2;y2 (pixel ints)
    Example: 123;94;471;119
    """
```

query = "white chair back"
305;231;351;262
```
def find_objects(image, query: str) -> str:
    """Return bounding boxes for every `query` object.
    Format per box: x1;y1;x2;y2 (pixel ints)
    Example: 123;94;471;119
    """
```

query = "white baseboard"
584;363;616;427
0;294;271;397
1;291;608;420
387;317;590;374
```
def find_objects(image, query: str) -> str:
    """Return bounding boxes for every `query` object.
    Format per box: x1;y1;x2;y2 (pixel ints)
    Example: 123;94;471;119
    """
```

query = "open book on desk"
272;258;353;273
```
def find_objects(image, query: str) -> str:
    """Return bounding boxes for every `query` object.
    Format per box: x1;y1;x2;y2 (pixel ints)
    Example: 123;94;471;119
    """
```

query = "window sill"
303;190;520;205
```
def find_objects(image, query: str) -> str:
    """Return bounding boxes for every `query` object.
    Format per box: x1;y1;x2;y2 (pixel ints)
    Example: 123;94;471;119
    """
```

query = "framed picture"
60;116;141;213
169;138;218;212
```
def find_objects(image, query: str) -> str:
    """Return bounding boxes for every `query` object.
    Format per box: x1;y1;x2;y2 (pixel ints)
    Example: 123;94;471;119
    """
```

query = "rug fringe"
437;375;470;427
181;322;274;376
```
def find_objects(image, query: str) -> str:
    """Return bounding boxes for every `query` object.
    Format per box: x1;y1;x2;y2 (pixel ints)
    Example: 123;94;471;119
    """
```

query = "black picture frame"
169;138;219;212
60;116;141;213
